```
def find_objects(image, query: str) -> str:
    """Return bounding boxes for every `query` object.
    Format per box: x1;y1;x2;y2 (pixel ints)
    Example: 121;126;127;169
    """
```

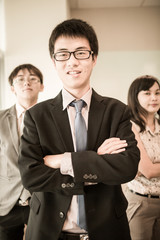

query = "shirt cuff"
60;152;74;177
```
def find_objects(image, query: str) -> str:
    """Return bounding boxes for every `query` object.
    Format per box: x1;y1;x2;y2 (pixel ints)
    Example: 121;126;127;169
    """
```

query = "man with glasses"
18;19;140;240
0;64;44;240
54;50;94;61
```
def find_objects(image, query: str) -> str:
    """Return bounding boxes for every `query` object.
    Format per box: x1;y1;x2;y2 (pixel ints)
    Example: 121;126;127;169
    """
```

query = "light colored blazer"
0;105;30;216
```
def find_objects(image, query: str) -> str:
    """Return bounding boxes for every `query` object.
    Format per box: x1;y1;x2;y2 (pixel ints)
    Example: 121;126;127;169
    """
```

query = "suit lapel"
49;90;106;152
88;90;106;150
7;105;19;154
49;92;74;152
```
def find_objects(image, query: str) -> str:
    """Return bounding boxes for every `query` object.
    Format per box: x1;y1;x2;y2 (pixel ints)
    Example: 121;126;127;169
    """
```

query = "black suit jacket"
18;90;140;240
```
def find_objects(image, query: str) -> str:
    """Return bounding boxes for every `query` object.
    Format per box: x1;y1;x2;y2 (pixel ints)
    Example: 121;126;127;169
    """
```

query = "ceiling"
69;0;160;9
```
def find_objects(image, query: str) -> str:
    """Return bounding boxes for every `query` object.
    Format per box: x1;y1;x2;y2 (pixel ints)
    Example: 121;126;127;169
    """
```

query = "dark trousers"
0;204;29;240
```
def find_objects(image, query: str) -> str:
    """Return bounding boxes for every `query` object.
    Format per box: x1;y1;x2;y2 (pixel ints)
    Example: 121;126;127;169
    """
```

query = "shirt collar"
16;103;26;119
62;88;92;111
146;118;160;135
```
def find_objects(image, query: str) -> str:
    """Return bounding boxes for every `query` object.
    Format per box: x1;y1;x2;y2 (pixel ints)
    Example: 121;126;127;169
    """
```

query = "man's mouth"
23;88;32;91
67;70;81;75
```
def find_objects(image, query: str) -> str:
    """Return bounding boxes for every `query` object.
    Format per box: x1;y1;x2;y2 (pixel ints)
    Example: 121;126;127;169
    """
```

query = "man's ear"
51;57;56;68
40;84;44;92
92;55;97;67
11;85;15;94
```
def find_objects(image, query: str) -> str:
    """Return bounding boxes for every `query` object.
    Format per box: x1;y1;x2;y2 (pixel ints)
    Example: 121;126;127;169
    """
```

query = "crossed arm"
132;125;160;179
43;137;128;169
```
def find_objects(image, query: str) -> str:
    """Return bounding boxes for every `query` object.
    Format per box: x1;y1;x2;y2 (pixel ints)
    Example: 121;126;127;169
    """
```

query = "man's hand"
43;154;64;169
97;137;128;155
43;138;127;168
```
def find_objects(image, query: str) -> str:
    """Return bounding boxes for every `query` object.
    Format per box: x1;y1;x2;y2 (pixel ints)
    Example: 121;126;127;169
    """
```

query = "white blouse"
127;118;160;195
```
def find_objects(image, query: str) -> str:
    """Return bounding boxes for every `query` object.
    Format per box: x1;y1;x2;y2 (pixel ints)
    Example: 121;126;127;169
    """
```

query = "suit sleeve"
71;103;140;185
18;109;82;195
18;99;140;193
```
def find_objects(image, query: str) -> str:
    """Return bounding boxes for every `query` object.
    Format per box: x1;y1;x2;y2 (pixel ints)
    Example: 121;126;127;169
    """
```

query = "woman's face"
138;82;160;114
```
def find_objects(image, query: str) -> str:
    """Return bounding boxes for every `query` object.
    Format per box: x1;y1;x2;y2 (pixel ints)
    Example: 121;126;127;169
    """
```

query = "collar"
16;103;26;119
62;88;92;111
146;118;160;135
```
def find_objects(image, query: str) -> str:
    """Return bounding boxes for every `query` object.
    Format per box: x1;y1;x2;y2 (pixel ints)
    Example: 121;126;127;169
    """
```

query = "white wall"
2;0;70;108
71;7;160;52
1;3;160;108
71;7;160;103
92;50;160;102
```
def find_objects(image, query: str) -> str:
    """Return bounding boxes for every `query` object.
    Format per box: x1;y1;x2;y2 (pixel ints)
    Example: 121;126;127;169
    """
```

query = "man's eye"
18;78;24;82
77;51;86;56
59;52;68;57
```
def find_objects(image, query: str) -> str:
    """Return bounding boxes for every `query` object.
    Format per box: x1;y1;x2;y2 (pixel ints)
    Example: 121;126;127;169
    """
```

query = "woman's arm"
132;124;160;179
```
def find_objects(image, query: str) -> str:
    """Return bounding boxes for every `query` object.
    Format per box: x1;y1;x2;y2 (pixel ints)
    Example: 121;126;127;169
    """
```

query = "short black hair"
49;18;99;58
8;64;43;86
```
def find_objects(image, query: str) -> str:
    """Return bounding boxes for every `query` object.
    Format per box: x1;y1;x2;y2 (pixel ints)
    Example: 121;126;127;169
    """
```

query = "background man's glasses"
53;50;94;61
13;77;40;86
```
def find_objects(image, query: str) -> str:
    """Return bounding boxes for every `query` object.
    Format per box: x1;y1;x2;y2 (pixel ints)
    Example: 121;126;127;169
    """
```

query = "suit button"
93;175;97;179
59;212;64;218
83;174;88;179
61;183;66;188
89;174;92;179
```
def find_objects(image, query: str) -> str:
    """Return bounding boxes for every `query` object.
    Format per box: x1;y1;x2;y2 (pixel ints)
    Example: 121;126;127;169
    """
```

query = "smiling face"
11;68;44;107
52;36;97;98
138;82;160;115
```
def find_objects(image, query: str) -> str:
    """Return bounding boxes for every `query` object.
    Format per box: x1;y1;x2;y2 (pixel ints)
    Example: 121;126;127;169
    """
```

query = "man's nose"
23;78;31;85
67;53;79;66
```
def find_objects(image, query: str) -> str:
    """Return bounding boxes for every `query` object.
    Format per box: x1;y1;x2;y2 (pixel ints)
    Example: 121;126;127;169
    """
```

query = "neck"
18;99;37;110
65;86;90;99
145;113;155;131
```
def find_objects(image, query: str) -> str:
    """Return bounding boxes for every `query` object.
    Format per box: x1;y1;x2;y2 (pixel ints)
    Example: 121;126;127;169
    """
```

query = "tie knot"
70;100;86;113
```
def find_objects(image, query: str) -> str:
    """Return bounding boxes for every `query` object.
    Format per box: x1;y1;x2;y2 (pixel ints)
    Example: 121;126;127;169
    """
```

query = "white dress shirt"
16;103;26;137
60;87;92;232
16;103;31;203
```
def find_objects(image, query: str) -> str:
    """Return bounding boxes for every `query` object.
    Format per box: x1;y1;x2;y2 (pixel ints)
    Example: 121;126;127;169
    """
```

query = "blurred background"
0;0;160;108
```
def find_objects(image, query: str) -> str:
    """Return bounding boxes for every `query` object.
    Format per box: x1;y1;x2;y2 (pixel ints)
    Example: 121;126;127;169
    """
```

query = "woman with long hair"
125;75;160;240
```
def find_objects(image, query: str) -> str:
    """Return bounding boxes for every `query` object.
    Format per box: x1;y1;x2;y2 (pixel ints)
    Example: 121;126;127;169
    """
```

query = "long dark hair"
128;75;160;132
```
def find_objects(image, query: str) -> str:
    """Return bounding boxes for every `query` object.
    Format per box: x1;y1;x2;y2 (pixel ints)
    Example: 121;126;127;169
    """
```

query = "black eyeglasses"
53;50;94;61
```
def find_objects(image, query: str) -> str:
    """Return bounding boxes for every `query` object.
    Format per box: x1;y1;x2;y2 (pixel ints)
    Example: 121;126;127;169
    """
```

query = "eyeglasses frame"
53;50;94;61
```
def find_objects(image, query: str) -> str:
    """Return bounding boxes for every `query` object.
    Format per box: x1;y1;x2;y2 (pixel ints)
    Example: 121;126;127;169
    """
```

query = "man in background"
0;64;44;240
